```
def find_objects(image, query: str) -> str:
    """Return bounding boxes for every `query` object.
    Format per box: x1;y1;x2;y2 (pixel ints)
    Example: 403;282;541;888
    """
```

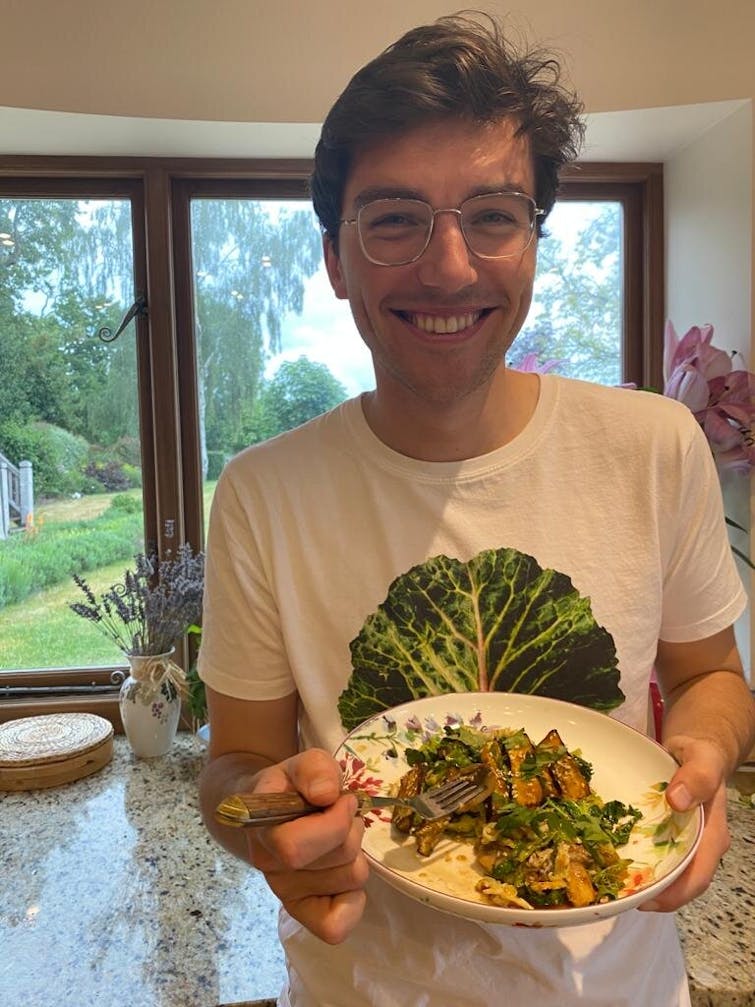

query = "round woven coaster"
0;713;113;767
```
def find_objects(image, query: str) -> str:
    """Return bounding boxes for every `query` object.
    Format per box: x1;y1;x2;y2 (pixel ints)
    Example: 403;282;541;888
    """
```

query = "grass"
1;483;216;670
0;559;130;668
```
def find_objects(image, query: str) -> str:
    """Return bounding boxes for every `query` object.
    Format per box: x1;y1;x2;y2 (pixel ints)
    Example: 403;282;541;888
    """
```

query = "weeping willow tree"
191;199;322;474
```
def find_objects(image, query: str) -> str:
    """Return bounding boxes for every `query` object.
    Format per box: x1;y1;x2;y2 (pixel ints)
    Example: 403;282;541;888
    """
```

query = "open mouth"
397;309;491;335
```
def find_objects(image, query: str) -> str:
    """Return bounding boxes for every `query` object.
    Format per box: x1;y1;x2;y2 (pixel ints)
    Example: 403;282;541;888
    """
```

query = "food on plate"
393;723;642;909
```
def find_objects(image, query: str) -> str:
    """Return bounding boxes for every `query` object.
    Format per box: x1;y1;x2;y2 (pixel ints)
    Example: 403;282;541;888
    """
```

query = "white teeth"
410;311;480;333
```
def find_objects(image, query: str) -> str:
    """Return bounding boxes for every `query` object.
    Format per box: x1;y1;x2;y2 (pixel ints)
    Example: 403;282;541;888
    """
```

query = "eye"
366;211;424;231
465;195;531;232
469;209;518;228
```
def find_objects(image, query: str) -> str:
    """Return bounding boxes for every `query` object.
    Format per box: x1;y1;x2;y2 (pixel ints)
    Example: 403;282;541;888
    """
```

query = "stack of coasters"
0;712;114;791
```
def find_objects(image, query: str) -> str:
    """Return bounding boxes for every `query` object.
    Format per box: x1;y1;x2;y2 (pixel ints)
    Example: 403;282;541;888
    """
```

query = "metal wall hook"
97;294;148;343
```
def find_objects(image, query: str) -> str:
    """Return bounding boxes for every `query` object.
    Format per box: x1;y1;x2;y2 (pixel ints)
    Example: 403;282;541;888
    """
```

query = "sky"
271;265;374;396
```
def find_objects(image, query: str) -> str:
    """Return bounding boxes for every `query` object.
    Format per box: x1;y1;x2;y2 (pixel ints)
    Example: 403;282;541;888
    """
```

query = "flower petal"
703;410;743;450
663;320;680;383
664;364;710;412
697;343;732;381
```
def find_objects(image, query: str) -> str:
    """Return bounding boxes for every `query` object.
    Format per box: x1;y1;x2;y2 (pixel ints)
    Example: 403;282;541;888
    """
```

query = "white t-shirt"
199;374;746;1007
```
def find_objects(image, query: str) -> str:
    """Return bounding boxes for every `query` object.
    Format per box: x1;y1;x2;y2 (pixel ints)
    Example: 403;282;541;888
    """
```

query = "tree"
0;197;137;445
191;201;323;473
510;203;622;385
247;356;348;443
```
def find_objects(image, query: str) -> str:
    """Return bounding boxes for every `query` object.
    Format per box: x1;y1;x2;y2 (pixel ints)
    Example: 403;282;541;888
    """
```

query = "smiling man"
198;13;755;1007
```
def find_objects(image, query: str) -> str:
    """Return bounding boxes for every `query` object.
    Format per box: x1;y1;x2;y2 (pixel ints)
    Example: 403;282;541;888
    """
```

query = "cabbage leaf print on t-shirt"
338;547;623;732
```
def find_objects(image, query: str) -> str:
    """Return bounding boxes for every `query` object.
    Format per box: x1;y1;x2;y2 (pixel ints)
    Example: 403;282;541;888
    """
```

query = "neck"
362;368;540;462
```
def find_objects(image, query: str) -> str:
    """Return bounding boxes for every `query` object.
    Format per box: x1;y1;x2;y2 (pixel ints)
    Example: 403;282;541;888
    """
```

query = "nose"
415;209;478;291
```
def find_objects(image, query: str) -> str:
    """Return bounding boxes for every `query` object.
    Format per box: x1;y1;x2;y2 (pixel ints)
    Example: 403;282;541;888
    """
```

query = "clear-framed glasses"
340;192;544;266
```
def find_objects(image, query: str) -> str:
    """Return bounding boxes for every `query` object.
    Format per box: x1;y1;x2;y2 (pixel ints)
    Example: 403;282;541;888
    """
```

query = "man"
198;13;755;1006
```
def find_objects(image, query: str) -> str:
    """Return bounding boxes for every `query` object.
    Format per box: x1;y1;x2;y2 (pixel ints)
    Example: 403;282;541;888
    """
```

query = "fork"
215;775;486;828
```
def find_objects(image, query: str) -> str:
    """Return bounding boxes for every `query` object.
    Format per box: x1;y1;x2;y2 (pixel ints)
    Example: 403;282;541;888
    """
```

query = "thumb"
665;777;694;812
663;735;727;811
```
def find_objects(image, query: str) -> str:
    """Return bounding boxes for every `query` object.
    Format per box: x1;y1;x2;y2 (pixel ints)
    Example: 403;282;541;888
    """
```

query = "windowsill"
0;733;752;1005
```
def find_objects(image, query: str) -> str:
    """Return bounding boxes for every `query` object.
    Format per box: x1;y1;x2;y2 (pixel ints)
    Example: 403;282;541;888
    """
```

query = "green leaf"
338;548;623;730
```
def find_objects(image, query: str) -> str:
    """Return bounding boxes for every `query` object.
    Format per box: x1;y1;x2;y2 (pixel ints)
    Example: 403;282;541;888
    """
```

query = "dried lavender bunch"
70;543;204;656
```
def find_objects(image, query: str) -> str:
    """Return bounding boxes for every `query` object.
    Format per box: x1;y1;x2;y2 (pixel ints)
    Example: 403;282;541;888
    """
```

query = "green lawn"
0;559;131;668
1;483;216;670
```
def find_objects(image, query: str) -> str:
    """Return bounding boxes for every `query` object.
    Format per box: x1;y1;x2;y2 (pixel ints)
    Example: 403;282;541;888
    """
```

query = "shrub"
0;419;57;497
85;459;132;491
121;463;142;488
0;420;92;498
86;441;142;491
0;508;143;609
108;492;142;514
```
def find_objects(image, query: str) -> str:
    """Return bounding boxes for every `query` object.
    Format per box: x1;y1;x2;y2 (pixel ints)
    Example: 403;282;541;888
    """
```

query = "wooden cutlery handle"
215;791;322;827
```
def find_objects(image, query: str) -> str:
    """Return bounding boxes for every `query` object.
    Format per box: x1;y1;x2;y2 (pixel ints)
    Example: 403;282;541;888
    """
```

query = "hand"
638;735;730;912
244;748;370;944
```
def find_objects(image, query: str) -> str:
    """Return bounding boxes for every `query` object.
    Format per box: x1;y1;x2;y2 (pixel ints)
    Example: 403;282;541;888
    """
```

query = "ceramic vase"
119;650;181;757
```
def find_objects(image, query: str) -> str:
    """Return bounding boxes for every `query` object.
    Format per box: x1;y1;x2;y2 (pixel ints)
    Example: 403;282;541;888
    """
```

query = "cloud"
272;267;375;395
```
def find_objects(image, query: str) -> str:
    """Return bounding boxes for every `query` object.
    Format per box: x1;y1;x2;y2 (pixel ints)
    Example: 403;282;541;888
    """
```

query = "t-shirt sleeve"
659;416;747;643
197;464;296;702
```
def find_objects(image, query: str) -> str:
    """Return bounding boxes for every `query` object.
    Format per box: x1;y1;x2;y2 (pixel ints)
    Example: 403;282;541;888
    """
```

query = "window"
0;159;662;726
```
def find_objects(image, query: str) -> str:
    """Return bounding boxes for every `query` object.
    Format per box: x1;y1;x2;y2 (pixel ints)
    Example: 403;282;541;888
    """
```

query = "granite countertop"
1;733;753;1007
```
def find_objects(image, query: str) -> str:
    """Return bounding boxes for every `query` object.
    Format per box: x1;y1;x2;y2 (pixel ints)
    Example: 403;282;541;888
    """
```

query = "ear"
323;234;349;300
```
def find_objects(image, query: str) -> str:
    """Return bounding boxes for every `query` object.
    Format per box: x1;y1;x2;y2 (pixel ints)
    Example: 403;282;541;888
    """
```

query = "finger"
286;889;368;945
266;848;371;903
254;747;343;807
249;792;361;871
283;748;345;806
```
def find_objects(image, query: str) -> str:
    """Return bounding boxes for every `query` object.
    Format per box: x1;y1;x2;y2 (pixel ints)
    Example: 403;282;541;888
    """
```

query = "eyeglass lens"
357;193;536;265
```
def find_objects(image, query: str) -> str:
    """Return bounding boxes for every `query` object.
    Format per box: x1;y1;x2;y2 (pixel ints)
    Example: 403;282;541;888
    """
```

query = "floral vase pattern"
119;650;183;757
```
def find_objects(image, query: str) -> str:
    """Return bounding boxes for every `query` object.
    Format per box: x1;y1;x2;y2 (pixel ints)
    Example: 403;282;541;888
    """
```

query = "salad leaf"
339;547;623;730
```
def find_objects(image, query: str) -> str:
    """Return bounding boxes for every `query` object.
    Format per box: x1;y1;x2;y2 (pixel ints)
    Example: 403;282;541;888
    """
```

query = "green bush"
108;492;142;514
0;508;142;610
0;419;57;497
121;463;142;488
0;420;92;497
86;443;143;491
85;459;131;491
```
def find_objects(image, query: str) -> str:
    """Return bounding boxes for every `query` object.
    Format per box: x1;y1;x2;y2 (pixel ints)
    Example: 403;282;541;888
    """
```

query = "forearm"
662;669;755;778
199;751;273;862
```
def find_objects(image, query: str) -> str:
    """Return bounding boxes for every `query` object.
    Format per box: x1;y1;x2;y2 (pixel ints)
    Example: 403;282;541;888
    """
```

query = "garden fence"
0;453;33;539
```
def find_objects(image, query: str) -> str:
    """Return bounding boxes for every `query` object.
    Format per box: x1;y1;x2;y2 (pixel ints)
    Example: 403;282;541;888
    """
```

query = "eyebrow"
353;186;423;208
352;182;534;209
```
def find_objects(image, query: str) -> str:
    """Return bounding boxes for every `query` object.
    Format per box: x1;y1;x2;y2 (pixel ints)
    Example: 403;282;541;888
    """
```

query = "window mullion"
143;166;185;558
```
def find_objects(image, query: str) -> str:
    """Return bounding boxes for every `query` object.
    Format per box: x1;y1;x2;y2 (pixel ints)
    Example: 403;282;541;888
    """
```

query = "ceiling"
0;99;748;163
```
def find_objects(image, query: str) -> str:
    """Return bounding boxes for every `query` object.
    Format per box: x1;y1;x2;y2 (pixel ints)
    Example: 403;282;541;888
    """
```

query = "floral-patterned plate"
334;692;703;927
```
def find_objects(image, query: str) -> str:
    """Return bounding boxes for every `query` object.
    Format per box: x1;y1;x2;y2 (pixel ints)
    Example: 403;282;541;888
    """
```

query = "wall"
666;103;752;348
666;102;753;676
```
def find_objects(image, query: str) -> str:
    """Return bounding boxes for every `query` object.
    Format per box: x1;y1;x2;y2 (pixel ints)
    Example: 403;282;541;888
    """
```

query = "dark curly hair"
311;12;585;250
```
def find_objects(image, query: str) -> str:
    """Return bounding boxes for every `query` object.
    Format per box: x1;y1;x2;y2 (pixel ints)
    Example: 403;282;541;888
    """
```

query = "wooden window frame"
0;156;663;729
559;162;664;390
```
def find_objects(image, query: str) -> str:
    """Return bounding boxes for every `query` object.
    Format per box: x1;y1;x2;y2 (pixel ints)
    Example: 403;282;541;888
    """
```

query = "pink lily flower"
663;321;731;386
514;352;564;374
664;321;755;474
